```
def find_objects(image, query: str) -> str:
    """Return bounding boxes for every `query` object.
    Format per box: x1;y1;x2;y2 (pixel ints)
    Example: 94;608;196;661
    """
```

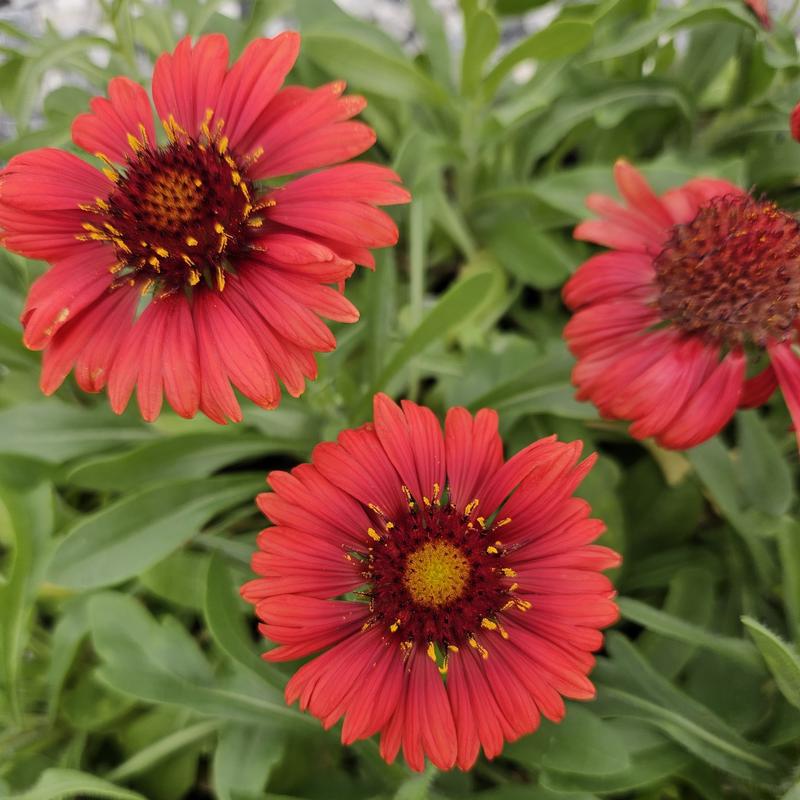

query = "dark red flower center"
654;195;800;347
360;490;527;670
78;117;268;294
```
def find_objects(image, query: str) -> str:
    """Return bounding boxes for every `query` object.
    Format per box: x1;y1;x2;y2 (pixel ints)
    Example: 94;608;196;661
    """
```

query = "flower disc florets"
654;195;800;347
78;114;266;294
362;489;527;663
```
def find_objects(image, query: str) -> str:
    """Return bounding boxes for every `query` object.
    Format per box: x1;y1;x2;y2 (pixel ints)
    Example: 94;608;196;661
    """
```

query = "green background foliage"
1;0;800;797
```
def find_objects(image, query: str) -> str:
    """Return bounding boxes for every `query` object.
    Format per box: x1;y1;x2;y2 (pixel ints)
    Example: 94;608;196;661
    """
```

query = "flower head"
564;160;800;450
0;33;409;423
242;393;619;771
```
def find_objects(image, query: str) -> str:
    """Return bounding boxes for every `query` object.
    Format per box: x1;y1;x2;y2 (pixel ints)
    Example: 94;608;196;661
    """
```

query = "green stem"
408;198;426;402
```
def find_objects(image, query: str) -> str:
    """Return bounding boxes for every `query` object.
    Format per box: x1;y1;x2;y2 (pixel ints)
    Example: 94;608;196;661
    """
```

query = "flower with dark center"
0;33;409;423
242;393;620;771
563;160;800;450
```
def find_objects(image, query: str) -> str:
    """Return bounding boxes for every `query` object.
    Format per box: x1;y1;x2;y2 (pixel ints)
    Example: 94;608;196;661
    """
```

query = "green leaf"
90;592;305;728
204;554;284;688
0;401;154;463
0;479;53;719
736;411;793;517
778;520;800;641
7;769;146;800
619;596;762;671
598;634;781;782
488;223;576;289
213;723;283;800
586;1;761;63
742;617;800;711
371;271;495;395
461;9;500;96
638;567;716;678
47;596;90;720
107;720;219;782
66;433;305;491
486;20;593;93
540;706;631;776
686;437;741;519
302;32;447;105
47;475;261;590
409;0;452;87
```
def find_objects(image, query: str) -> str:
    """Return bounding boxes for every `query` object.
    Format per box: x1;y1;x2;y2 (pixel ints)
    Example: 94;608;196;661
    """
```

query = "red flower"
745;0;771;28
791;101;800;143
564;160;800;450
241;393;619;771
0;33;409;423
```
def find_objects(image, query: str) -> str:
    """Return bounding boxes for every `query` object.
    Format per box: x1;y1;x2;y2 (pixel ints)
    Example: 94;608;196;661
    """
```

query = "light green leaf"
461;9;499;96
742;616;800;711
303;32;447;105
204;554;284;688
0;479;53;718
0;401;154;463
371;271;495;394
619;597;762;671
66;433;305;491
213;724;284;800
90;592;305;728
7;769;146;800
47;475;261;590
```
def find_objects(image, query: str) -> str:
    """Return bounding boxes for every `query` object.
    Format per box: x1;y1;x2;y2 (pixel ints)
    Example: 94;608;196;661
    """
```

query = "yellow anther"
231;171;241;185
486;545;499;555
218;135;229;154
102;168;119;183
154;247;169;258
188;269;201;286
126;132;143;152
465;499;480;516
247;217;263;228
476;516;486;528
481;618;498;630
194;178;202;187
214;222;225;234
423;496;431;507
215;266;226;291
432;483;441;502
400;641;413;656
182;254;195;266
468;636;489;659
501;567;517;577
496;517;512;527
147;256;160;268
141;279;154;295
367;527;381;542
368;503;384;516
389;619;400;633
426;642;437;663
447;644;459;653
185;236;198;247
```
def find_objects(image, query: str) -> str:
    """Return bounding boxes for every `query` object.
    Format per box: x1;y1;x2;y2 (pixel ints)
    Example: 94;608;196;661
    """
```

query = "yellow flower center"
403;541;471;607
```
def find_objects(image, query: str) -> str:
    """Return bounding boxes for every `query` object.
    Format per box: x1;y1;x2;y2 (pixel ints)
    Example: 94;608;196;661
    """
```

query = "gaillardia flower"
0;33;409;422
242;393;619;771
564;160;800;450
